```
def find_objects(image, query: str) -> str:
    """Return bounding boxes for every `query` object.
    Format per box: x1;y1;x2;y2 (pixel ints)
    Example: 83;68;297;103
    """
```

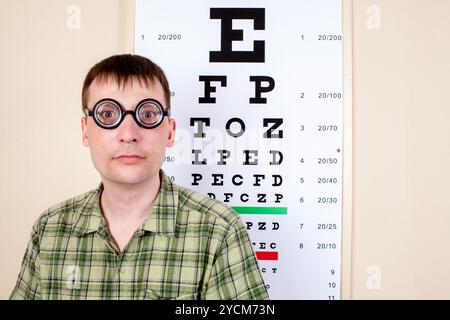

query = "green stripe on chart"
232;206;288;215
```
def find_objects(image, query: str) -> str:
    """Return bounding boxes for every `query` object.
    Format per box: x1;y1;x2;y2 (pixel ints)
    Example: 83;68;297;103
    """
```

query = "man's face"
81;77;176;186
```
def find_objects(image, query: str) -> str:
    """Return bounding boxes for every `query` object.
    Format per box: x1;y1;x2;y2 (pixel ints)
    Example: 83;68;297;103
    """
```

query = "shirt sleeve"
9;219;42;300
204;217;269;300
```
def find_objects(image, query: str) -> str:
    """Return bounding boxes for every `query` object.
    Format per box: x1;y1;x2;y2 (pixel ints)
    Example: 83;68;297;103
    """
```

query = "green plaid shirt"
10;170;269;300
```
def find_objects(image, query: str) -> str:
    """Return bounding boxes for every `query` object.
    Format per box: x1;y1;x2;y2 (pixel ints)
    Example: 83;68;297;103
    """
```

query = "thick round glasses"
85;98;170;129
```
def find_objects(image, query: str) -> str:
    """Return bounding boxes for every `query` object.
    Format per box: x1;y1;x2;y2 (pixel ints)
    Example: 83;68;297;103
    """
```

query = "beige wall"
1;0;449;299
351;0;450;299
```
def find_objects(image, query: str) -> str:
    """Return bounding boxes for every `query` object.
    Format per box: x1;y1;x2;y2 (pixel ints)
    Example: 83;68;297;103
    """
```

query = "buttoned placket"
98;224;148;299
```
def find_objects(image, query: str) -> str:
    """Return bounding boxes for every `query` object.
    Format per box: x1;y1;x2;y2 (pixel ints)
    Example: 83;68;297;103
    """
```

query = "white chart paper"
135;0;343;299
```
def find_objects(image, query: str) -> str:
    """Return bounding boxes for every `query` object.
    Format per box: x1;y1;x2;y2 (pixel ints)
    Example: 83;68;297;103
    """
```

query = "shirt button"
119;269;125;275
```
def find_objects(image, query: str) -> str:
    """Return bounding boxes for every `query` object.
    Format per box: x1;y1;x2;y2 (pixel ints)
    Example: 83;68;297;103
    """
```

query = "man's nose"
118;113;140;143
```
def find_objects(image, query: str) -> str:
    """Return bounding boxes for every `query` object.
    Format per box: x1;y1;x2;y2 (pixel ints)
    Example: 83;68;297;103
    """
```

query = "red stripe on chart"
256;251;278;261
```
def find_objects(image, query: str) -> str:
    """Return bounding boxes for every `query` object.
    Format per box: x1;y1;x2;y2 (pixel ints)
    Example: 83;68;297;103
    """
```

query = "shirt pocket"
144;288;200;300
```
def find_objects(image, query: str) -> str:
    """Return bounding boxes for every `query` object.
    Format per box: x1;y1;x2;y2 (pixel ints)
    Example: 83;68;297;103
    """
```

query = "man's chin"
102;175;150;186
101;171;159;187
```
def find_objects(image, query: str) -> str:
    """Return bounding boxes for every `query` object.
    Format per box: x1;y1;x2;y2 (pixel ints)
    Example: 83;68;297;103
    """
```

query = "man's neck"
99;173;161;224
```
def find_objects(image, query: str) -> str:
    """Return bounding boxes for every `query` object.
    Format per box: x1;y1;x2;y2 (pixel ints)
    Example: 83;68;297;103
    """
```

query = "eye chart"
135;0;343;299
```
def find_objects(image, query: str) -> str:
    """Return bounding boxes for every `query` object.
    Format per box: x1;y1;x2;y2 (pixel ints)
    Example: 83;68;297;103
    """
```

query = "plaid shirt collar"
72;170;178;237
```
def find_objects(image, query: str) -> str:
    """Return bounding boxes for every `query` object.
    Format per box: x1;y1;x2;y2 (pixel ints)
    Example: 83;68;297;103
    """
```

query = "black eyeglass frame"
84;98;170;129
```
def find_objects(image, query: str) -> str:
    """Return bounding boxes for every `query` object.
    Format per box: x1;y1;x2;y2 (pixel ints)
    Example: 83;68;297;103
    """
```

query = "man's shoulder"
173;183;242;228
34;186;100;229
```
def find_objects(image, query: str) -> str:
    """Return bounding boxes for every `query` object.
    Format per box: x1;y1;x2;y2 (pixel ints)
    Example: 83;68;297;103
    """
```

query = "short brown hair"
81;54;171;110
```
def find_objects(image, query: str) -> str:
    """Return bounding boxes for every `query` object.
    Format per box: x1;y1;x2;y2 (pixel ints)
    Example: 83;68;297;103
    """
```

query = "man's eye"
144;111;155;119
100;111;115;119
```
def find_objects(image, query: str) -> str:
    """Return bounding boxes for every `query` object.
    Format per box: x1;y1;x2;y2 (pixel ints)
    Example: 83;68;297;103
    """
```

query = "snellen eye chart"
135;0;343;299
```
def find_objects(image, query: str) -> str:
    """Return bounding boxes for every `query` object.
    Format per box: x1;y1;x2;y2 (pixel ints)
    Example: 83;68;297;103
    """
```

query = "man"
10;54;269;300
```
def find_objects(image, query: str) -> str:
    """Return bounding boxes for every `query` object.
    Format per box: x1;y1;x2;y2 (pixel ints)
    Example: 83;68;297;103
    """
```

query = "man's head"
81;54;176;187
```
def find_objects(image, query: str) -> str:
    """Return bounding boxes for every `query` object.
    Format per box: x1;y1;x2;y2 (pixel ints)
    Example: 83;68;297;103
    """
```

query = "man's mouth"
114;154;145;164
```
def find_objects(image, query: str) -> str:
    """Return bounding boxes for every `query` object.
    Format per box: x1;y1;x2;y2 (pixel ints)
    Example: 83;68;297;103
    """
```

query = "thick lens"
96;102;121;126
138;102;163;126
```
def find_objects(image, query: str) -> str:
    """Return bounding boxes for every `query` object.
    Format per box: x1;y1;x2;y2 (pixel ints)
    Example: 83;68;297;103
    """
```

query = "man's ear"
81;117;89;147
167;118;176;147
